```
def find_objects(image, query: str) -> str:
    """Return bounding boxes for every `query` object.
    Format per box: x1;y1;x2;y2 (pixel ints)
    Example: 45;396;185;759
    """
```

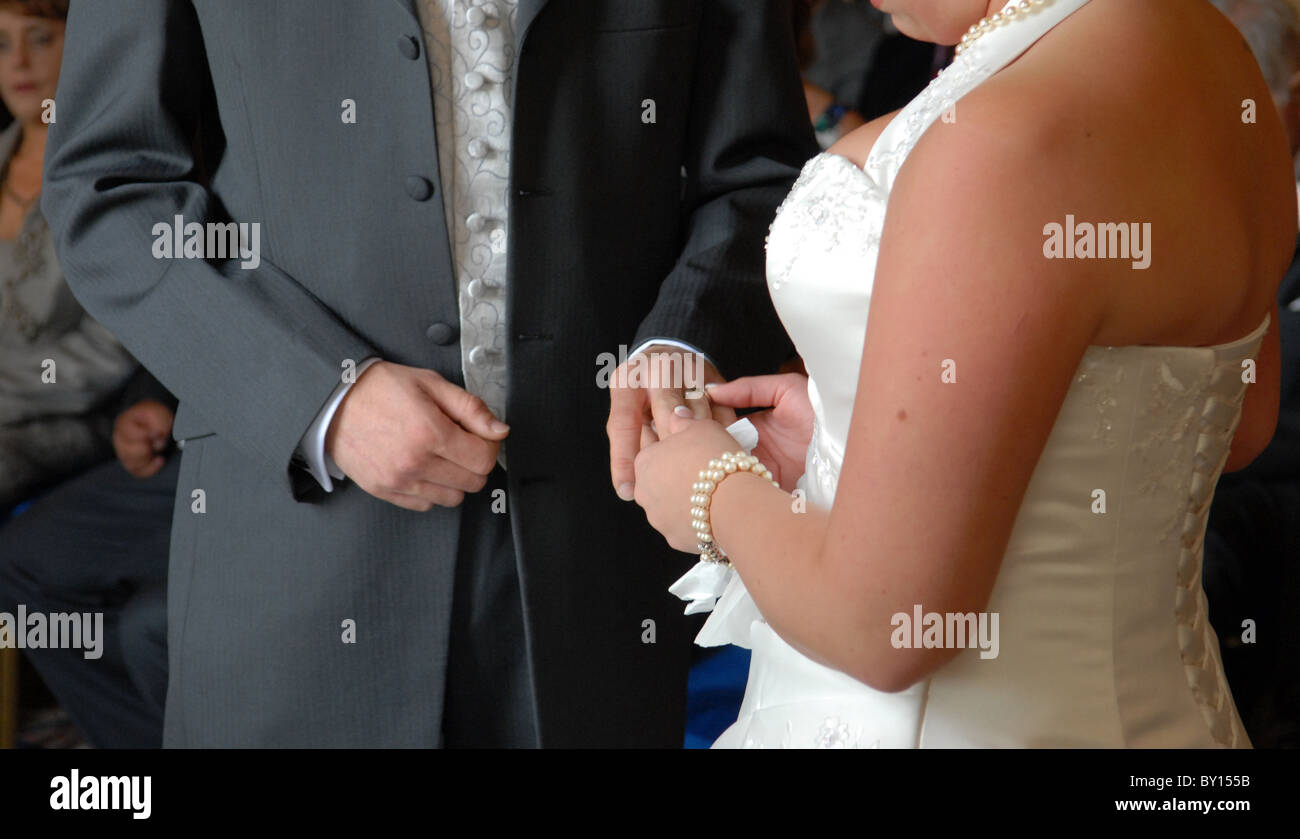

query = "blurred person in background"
0;0;172;749
0;368;176;748
797;0;945;148
796;0;870;148
0;0;134;511
802;0;885;119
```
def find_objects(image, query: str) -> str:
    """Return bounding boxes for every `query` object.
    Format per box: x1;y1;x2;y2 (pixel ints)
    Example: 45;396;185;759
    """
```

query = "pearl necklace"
956;0;1052;56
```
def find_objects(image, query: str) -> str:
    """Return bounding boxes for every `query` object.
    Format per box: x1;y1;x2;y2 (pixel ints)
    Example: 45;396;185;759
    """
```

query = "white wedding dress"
690;0;1265;748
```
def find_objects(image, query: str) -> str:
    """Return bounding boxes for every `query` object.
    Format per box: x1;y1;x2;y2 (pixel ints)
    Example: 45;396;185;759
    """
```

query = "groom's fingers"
413;377;505;478
425;413;499;478
408;457;492;495
607;385;645;500
376;492;435;513
647;384;694;432
663;409;696;436
327;361;500;510
709;402;739;428
375;458;485;511
425;375;510;439
380;482;468;512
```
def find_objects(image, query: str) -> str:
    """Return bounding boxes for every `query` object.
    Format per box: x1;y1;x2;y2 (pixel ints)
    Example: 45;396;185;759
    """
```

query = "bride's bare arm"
689;97;1114;692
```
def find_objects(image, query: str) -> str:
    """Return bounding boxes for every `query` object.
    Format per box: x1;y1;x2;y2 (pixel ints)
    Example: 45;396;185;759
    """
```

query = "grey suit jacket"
43;0;816;746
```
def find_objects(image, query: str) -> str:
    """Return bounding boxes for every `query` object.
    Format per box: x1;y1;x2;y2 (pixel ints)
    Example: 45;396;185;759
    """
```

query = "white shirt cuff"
630;338;717;370
297;356;381;492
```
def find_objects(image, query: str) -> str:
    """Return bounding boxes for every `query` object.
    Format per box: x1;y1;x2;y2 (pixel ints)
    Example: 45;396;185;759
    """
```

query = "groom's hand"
326;361;509;511
607;345;734;501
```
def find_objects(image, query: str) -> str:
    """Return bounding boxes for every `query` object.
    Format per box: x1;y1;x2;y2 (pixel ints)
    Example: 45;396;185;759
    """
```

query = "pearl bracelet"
690;450;779;565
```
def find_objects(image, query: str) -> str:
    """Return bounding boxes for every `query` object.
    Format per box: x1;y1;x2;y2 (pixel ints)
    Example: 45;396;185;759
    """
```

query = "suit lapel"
516;0;551;50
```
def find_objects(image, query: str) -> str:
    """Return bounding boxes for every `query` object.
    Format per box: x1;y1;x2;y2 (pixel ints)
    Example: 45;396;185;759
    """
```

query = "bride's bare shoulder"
896;0;1294;344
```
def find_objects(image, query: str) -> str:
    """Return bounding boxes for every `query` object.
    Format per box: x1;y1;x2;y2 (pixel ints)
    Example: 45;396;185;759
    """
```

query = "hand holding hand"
607;345;734;501
632;412;746;553
326;361;508;511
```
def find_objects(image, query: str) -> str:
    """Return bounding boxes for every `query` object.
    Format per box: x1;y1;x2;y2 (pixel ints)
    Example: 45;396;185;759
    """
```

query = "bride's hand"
633;414;746;553
704;373;813;492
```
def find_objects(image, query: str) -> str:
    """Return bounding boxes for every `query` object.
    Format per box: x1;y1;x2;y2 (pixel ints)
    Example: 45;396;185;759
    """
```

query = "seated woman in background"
0;0;135;511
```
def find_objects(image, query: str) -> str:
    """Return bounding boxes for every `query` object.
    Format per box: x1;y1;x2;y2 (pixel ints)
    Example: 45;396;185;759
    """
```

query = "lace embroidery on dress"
813;716;880;749
739;717;882;749
766;154;883;294
1131;357;1217;543
866;50;992;179
1072;350;1125;448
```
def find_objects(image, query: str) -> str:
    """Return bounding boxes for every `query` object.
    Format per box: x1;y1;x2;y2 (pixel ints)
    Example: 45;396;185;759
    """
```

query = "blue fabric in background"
684;645;751;749
3;499;36;521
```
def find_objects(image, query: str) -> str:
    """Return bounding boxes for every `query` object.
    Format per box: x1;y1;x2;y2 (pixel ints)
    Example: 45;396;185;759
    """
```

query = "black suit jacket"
42;0;816;745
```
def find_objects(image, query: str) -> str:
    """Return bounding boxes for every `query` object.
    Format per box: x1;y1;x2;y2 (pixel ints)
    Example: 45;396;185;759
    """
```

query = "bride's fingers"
705;374;805;410
640;423;658;449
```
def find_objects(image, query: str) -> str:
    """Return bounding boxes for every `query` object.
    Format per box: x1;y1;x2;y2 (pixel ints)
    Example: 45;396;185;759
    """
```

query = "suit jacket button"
405;176;434;201
398;35;421;59
425;322;459;345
